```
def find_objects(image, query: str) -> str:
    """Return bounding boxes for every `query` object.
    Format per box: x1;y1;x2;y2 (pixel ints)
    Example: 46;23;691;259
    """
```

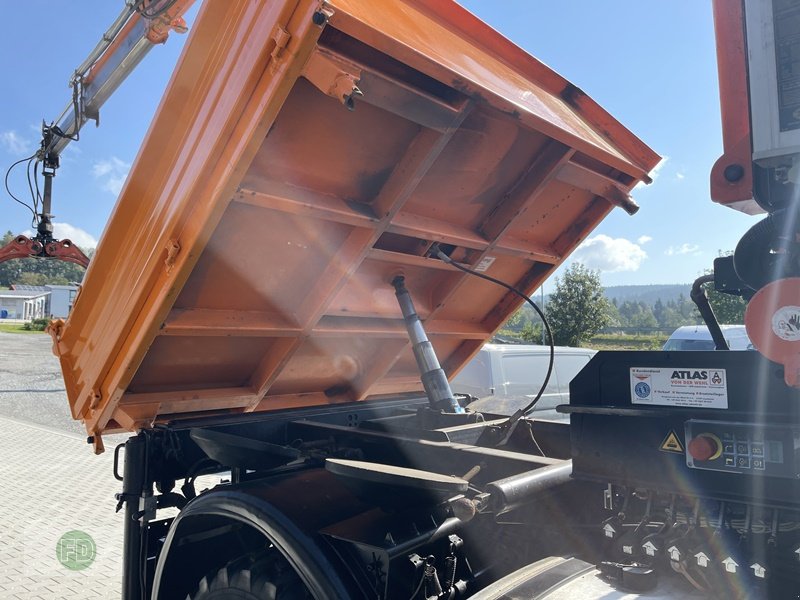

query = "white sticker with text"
630;367;728;409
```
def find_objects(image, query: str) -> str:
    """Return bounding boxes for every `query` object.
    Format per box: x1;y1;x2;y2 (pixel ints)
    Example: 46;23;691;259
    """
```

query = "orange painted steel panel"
53;0;659;446
710;0;759;214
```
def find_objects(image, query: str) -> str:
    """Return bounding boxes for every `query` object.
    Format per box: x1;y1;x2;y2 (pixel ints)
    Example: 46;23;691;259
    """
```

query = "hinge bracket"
270;25;292;71
164;239;181;273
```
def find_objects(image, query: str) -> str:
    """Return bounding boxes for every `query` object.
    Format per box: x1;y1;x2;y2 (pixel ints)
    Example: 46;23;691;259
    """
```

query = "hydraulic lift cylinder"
392;276;464;413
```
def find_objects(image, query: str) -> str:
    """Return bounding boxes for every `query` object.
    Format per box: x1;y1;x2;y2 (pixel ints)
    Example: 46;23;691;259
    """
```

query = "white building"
45;284;79;318
0;289;49;320
2;284;80;319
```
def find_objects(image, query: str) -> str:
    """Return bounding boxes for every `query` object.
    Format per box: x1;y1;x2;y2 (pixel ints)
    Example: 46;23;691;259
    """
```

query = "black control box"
561;351;800;507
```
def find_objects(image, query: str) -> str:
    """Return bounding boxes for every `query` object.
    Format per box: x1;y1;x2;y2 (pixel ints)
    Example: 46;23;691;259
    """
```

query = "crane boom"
0;0;195;268
48;0;194;156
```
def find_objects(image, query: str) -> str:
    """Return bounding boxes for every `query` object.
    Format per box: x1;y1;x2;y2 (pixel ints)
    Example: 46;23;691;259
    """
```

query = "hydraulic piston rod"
392;276;464;413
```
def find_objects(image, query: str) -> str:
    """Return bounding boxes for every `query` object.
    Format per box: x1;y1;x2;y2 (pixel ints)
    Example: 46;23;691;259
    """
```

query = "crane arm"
0;0;195;269
49;0;195;157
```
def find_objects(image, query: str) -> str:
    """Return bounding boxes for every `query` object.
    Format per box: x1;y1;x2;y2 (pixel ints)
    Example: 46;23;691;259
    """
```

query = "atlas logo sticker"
671;370;708;380
670;369;725;386
634;381;651;399
660;431;684;453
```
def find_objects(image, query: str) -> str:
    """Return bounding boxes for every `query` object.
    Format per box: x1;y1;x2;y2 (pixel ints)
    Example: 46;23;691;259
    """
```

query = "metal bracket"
302;49;363;110
164;239;181;272
269;25;292;72
46;318;66;358
144;0;191;44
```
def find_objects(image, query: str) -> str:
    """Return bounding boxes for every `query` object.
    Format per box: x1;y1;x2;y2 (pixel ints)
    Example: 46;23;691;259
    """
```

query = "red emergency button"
688;433;722;462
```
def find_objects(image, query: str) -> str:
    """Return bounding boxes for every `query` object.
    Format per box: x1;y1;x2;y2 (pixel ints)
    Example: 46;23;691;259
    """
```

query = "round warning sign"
771;305;800;341
634;382;651;399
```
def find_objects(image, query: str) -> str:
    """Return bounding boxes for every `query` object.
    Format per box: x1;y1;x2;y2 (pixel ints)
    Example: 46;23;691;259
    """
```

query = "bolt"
724;164;745;183
312;11;327;26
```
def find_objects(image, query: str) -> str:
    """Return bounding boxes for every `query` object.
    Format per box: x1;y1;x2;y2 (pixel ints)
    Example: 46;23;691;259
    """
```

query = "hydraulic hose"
733;213;776;291
689;274;729;350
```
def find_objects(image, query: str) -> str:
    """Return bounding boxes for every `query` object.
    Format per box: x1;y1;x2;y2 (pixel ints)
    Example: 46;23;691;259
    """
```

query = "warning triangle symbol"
660;431;684;453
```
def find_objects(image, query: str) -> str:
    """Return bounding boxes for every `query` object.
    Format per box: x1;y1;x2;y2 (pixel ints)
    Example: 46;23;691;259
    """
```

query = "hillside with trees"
500;263;746;347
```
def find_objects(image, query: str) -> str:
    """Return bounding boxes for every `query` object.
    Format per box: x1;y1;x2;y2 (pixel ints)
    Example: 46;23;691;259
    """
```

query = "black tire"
186;551;310;600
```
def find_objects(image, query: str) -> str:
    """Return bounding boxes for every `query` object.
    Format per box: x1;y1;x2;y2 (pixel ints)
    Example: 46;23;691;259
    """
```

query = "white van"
662;325;753;351
450;343;596;420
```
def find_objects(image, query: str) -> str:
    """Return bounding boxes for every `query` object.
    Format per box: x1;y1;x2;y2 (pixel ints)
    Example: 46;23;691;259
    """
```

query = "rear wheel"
186;551;310;599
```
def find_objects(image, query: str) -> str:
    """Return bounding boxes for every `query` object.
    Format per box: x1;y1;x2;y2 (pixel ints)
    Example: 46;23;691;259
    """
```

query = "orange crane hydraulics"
0;0;194;269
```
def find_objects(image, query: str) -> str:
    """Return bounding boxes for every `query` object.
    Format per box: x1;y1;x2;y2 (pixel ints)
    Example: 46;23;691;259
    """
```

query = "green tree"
604;300;622;327
502;307;530;333
520;321;543;344
676;293;700;322
616;300;659;330
16;272;49;286
653;298;666;326
659;301;686;329
545;263;611;346
706;287;746;324
629;304;658;329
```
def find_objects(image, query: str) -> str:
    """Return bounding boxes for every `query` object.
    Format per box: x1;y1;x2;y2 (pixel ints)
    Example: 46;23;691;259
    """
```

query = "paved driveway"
0;417;124;599
0;332;125;598
0;332;224;599
0;331;84;435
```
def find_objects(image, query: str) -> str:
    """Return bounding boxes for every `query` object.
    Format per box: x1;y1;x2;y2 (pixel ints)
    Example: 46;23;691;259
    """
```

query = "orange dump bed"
52;0;659;445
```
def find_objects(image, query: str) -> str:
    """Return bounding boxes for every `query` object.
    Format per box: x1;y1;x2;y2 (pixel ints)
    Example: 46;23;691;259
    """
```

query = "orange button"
688;434;722;461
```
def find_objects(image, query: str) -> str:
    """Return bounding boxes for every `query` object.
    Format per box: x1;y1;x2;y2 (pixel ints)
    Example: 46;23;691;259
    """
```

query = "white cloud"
676;171;685;180
54;223;98;248
570;234;647;273
92;157;130;195
637;235;653;245
665;243;700;256
23;222;97;248
0;130;31;155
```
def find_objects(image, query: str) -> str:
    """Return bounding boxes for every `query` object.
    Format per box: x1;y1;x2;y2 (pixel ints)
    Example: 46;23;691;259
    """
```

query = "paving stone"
0;417;124;599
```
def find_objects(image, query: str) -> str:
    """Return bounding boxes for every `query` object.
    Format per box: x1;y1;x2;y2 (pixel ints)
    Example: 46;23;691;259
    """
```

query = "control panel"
685;420;798;478
568;351;800;505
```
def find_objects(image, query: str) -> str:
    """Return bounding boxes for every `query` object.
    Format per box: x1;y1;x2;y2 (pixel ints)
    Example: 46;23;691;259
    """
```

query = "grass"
588;332;667;351
495;330;669;350
0;323;46;334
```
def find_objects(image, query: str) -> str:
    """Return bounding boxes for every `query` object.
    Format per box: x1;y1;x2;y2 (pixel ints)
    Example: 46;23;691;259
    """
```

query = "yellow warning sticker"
660;431;684;453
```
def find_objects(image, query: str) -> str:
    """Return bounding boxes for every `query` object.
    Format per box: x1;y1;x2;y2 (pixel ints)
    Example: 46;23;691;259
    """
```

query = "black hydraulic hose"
733;214;775;291
430;244;554;420
689;274;729;351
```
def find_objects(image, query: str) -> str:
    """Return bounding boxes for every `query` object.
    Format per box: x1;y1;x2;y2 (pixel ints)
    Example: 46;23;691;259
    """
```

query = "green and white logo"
56;530;96;570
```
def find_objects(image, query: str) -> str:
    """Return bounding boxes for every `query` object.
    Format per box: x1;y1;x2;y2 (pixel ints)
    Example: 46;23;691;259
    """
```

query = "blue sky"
1;1;759;286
